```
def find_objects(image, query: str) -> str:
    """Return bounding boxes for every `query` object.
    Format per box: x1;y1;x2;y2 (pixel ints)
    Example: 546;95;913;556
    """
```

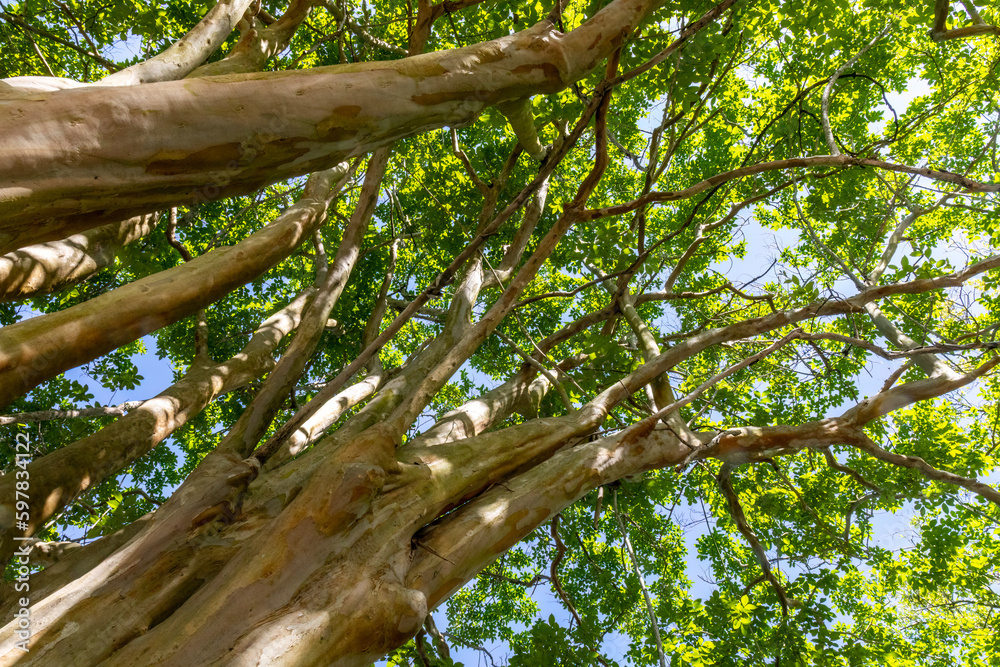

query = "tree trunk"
2;0;999;663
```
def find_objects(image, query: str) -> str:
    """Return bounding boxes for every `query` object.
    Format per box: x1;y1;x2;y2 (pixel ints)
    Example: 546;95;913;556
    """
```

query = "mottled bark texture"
1;0;998;664
0;0;655;251
0;165;348;409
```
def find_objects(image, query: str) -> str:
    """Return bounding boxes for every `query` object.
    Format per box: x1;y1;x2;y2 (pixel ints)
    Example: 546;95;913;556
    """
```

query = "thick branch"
0;0;663;249
0;164;350;410
190;0;319;77
931;0;1000;41
0;214;157;301
0;285;320;558
96;0;257;85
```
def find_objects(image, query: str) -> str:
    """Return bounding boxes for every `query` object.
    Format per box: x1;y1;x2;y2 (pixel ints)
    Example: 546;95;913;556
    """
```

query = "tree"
0;0;999;663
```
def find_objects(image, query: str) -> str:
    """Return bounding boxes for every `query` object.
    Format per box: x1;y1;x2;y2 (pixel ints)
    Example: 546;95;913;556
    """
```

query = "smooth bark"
0;214;156;302
0;0;657;250
0;165;348;409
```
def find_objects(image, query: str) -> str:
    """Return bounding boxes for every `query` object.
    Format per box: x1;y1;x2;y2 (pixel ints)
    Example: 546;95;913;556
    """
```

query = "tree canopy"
1;0;1000;664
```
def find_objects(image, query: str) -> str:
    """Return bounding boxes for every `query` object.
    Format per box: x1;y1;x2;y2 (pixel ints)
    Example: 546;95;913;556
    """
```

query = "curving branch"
791;176;962;380
821;26;889;155
0;0;667;248
846;430;1000;507
717;464;793;615
96;0;257;85
584;154;1000;223
0;165;352;410
931;0;1000;42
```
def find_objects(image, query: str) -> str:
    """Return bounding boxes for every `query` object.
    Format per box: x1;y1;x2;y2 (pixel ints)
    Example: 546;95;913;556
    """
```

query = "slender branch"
820;447;882;492
717;464;793;615
799;331;999;360
611;488;666;667
549;516;584;627
869;193;951;283
495;330;572;412
0;402;144;426
612;0;740;87
583;154;1000;222
450;128;490;196
55;1;102;58
251;89;600;463
821;26;889;155
846;431;1000;507
316;0;407;54
423;615;450;660
647;329;805;461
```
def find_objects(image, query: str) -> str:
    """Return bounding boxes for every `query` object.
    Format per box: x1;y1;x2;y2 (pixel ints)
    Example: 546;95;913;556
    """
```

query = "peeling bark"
0;0;657;249
0;165;349;409
95;0;258;85
3;1;998;664
0;285;318;561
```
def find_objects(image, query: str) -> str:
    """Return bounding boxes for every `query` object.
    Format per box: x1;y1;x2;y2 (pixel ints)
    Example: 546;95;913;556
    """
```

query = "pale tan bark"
931;0;1000;41
0;0;658;250
220;150;388;457
4;139;992;667
0;214;156;302
95;0;257;85
406;355;1000;612
2;265;996;666
481;176;548;289
0;285;318;560
189;0;320;77
7;2;997;664
0;401;144;424
386;81;613;432
0;2;318;296
0;165;349;410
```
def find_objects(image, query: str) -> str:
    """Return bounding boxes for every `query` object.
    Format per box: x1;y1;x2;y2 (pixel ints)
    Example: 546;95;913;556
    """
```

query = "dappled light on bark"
1;0;1000;665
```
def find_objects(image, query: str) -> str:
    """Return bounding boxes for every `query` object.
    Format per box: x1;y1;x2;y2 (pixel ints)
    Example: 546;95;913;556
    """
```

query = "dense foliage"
1;0;1000;664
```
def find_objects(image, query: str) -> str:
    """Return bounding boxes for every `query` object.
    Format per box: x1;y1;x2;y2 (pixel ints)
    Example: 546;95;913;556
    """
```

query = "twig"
423;615;450;660
820;447;882;492
450;128;490;196
316;0;406;54
611;488;666;667
549;515;584;627
0;402;144;425
414;632;431;667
